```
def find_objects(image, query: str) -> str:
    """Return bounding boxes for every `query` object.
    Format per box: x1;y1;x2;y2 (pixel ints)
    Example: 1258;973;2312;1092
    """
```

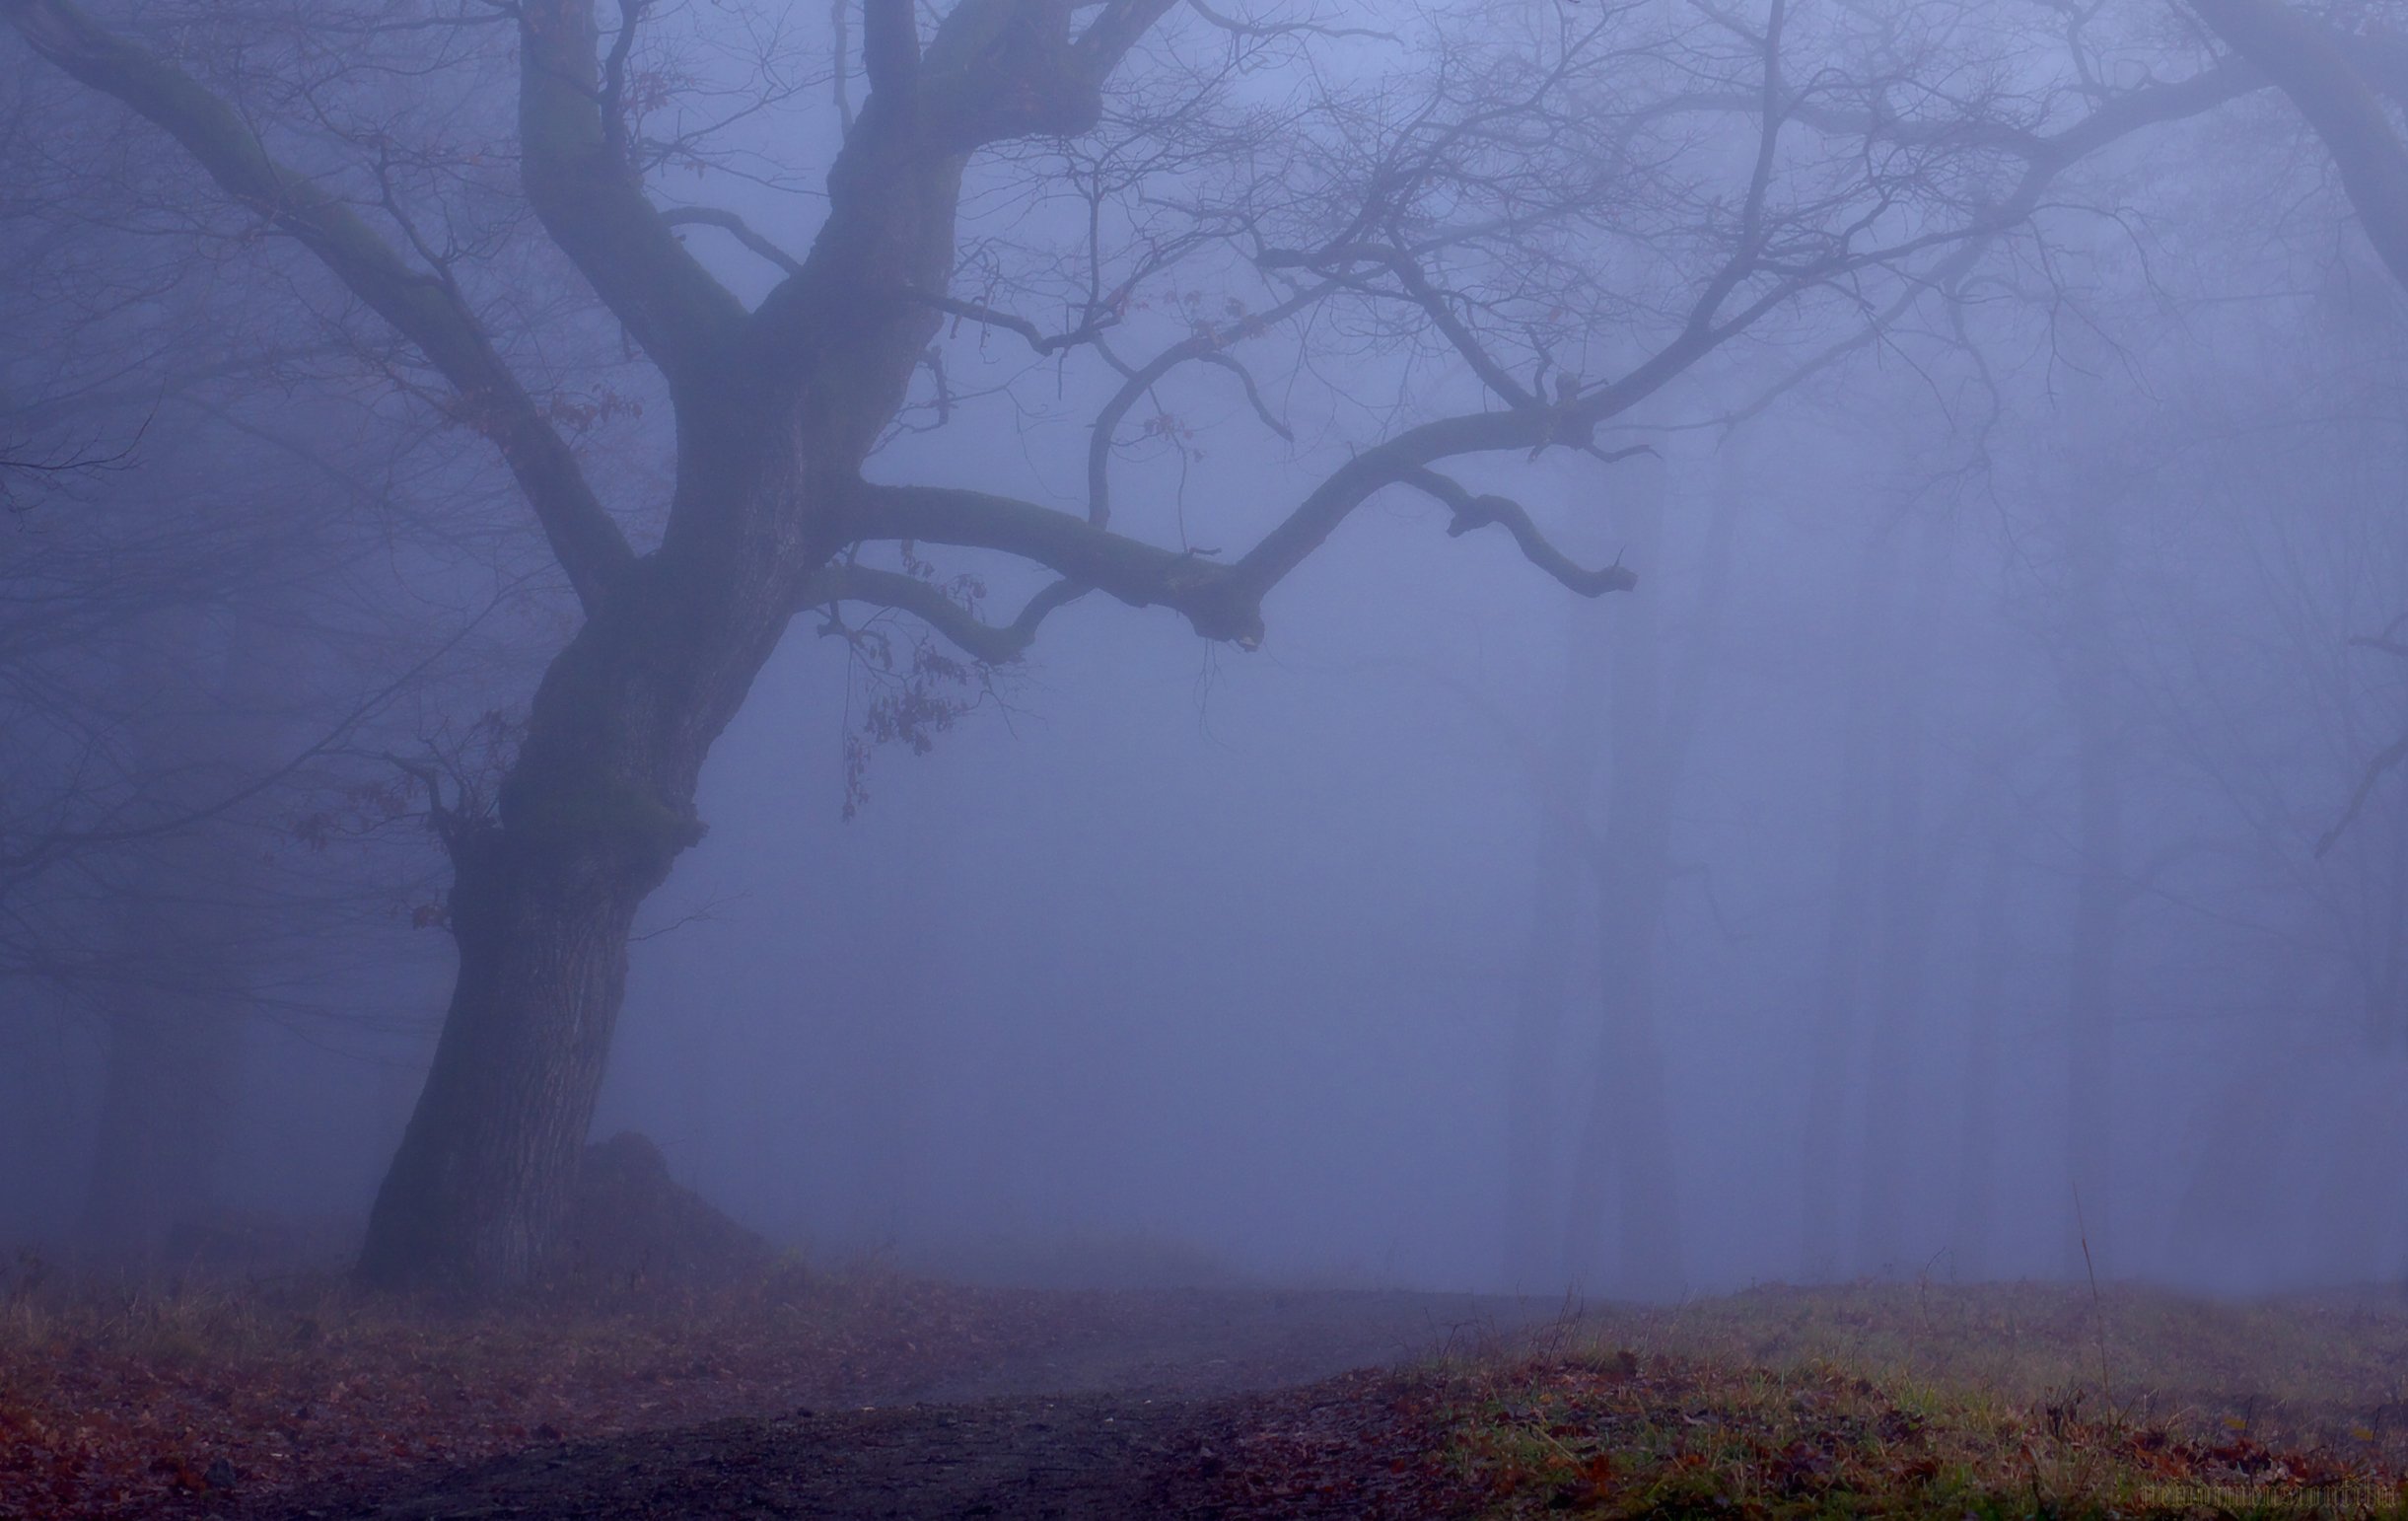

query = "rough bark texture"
357;834;654;1288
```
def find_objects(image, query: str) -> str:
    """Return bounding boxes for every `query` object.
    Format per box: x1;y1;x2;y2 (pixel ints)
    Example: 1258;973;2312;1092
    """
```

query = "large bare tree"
2;0;2257;1290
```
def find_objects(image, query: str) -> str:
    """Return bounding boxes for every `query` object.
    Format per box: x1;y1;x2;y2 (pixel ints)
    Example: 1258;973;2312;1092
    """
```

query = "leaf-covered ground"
6;1271;2408;1519
0;1262;1532;1519
0;1267;1062;1518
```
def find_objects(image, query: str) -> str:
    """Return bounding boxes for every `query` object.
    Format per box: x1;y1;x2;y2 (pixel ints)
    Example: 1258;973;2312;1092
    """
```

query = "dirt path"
268;1397;1203;1520
881;1287;1550;1403
247;1288;1553;1520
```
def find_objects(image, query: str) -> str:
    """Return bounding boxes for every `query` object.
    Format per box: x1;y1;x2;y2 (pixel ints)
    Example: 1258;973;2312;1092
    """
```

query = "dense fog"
5;0;2407;1304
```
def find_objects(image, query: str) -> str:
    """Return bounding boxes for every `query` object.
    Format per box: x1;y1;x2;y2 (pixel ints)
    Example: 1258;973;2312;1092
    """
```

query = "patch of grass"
1584;1281;2408;1459
1417;1283;2408;1519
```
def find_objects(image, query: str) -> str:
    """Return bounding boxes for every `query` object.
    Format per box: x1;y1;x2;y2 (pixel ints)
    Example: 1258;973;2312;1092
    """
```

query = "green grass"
1427;1281;2408;1519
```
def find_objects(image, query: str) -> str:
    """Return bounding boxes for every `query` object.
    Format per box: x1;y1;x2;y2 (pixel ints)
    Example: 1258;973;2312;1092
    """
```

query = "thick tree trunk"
353;471;801;1295
9;0;1133;1297
355;827;655;1289
2188;0;2408;293
354;1;980;1290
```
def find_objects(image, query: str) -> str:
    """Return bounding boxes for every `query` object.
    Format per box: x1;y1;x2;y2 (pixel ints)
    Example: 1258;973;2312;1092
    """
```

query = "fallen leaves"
8;1277;2408;1520
0;1268;1148;1520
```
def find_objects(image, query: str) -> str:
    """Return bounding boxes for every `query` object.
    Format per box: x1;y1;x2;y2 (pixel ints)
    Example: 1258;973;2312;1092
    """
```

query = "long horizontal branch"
848;482;1265;644
854;416;1643;658
852;46;2257;658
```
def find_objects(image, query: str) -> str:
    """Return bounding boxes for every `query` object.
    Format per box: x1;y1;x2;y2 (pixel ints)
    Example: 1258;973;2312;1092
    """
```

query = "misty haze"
5;0;2408;1516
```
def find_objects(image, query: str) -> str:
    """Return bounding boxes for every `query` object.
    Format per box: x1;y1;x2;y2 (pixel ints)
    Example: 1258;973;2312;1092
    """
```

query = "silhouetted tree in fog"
4;0;2263;1291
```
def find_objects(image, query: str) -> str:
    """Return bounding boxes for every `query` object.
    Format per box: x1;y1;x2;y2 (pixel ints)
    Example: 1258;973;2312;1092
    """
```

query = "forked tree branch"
518;0;750;393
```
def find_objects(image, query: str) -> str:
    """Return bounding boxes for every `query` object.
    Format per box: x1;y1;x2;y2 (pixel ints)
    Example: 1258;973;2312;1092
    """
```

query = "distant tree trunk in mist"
2059;506;2125;1279
79;940;243;1253
1560;454;1741;1297
1558;473;1679;1295
1501;597;1603;1287
1948;822;2014;1279
846;912;937;1251
1855;515;1948;1277
77;606;269;1255
1798;526;1898;1279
